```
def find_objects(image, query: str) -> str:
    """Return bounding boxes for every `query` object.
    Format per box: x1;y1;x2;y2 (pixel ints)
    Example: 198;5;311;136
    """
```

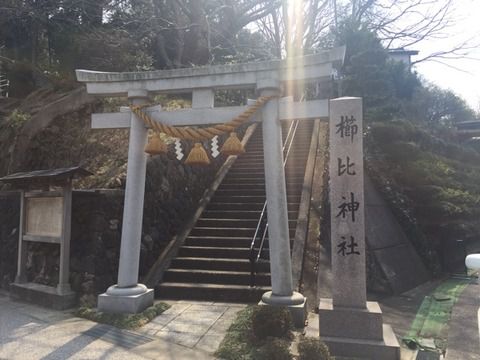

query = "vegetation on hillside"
367;121;480;273
329;25;480;274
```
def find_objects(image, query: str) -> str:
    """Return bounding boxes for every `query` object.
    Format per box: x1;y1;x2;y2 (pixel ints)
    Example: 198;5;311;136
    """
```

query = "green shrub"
7;109;31;130
215;306;255;360
370;122;407;145
385;141;421;163
75;302;170;329
251;305;293;340
252;338;292;360
298;337;332;360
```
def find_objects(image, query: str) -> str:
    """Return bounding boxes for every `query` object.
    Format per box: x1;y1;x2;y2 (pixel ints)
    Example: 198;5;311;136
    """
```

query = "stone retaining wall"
0;150;224;306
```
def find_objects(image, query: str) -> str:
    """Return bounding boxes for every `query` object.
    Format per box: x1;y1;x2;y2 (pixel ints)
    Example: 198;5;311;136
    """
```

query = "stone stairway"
156;121;315;302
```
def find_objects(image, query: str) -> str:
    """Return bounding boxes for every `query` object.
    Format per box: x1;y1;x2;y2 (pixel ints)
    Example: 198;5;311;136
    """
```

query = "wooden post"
14;190;27;283
57;180;72;295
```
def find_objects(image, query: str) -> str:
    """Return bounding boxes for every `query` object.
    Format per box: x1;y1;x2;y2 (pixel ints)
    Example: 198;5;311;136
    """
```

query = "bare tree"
253;0;478;66
123;0;283;67
254;0;334;58
341;0;479;65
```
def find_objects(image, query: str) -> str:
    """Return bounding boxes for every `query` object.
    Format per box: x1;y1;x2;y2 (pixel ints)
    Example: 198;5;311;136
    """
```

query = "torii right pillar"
319;97;400;359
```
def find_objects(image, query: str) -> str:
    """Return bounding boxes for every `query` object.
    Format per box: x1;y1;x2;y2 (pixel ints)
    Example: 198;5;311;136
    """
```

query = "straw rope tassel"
185;143;210;165
221;132;245;156
144;132;168;155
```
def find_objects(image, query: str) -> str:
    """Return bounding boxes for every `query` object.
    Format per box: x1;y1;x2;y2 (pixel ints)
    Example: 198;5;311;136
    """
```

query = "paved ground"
445;282;480;360
314;241;480;360
1;280;478;360
0;290;244;360
377;281;442;341
138;300;245;353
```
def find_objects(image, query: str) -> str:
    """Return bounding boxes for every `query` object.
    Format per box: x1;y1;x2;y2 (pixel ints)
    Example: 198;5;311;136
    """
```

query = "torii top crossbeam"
76;47;345;96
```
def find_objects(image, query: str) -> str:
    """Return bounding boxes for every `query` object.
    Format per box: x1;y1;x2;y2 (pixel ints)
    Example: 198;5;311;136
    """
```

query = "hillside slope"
0;87;129;187
366;121;480;274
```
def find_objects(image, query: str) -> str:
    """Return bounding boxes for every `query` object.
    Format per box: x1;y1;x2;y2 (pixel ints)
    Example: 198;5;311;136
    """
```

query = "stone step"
222;174;305;182
171;257;270;272
201;210;299;219
228;164;266;170
189;226;296;238
178;245;269;259
184;235;292;248
228;166;307;175
226;169;266;175
235;152;310;161
242;150;264;154
217;183;303;192
218;180;304;189
218;181;265;188
196;218;297;228
184;236;254;247
215;186;266;193
233;158;264;165
221;176;265;183
214;188;267;196
211;195;266;203
235;153;264;158
207;202;264;211
190;227;255;237
207;202;300;211
211;195;301;204
214;188;302;197
163;268;271;286
155;282;270;303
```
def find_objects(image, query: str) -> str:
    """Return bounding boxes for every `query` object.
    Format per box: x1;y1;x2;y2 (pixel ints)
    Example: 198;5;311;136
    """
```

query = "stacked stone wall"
0;151;224;305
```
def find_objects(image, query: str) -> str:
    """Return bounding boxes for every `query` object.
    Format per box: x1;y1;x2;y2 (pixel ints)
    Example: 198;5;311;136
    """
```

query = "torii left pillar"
257;79;306;327
98;89;154;313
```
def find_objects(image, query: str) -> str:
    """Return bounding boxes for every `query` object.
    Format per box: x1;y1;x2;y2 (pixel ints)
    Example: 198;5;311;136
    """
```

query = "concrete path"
0;291;244;360
3;282;477;360
138;300;245;353
445;282;480;360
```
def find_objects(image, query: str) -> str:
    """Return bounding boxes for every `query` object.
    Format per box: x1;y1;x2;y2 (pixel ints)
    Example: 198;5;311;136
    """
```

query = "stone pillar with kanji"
318;97;400;359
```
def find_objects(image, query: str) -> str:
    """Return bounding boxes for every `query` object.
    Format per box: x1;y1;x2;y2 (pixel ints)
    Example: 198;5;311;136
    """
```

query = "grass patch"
215;306;257;360
403;278;470;352
75;302;170;330
215;306;294;360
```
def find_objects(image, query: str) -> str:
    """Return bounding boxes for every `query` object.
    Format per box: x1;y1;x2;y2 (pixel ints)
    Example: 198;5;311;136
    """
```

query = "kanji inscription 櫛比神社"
329;98;366;308
319;97;400;359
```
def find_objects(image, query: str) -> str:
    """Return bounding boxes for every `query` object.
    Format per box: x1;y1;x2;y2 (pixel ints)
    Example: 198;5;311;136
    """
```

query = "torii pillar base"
260;291;307;328
98;284;154;314
319;298;400;360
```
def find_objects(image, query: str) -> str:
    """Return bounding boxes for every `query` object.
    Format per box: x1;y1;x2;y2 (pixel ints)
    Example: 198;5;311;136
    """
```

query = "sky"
412;0;480;111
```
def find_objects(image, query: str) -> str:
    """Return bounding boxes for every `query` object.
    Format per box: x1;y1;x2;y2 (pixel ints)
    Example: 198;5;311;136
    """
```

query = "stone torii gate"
76;47;345;322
